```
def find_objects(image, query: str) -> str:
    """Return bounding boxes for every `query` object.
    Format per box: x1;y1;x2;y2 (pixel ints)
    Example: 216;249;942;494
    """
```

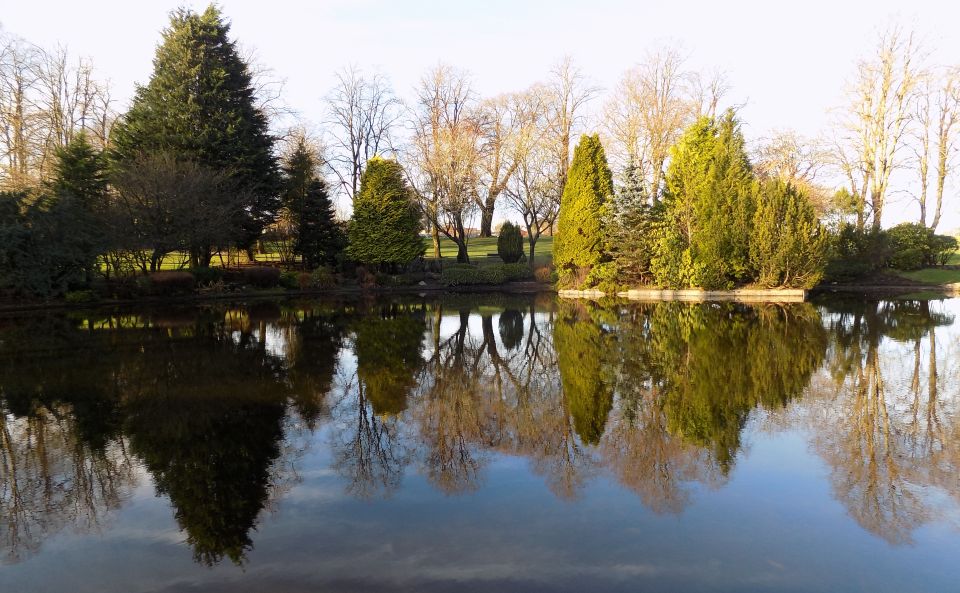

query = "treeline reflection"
0;295;957;564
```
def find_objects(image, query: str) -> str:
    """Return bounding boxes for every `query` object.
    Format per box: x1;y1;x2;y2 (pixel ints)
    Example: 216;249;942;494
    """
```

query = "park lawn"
424;236;554;267
896;267;960;285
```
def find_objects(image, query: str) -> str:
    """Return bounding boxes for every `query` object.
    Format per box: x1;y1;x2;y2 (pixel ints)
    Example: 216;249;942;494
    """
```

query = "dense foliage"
281;139;345;269
497;222;524;263
347;157;424;268
554;135;614;286
110;6;279;261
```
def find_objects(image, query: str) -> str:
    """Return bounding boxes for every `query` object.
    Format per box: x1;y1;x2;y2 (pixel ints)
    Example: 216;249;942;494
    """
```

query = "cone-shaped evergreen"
282;139;344;268
652;111;755;289
111;5;279;255
553;134;613;278
347;157;423;267
48;133;108;211
497;222;524;263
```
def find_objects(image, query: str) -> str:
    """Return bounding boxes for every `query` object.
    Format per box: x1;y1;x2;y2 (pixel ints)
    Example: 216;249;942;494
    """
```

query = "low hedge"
441;265;507;286
439;263;533;286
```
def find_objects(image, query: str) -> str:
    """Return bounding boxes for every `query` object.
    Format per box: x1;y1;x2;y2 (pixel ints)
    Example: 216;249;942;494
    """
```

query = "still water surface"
0;294;957;592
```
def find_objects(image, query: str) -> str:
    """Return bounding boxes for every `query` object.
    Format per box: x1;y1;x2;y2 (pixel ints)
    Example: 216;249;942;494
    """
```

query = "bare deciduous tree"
503;87;559;266
407;64;482;262
325;65;401;203
475;94;522;237
837;25;924;230
544;57;597;197
0;34;113;191
913;66;960;230
603;48;692;204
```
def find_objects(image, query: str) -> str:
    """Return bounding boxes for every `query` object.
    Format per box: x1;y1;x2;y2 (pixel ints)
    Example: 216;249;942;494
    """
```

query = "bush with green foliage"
497;222;524;263
932;235;958;265
750;180;828;288
440;264;508;286
824;224;891;281
885;223;957;271
279;270;300;290
348;158;423;269
652;112;755;289
554;134;614;286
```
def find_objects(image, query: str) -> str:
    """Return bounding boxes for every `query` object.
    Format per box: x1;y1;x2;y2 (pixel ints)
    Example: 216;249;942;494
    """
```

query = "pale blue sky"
4;0;960;227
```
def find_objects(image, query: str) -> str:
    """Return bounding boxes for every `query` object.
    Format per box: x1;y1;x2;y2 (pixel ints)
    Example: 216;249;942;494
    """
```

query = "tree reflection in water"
0;295;958;566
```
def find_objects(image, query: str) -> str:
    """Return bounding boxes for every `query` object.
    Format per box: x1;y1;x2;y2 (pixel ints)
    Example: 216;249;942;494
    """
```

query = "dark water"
0;294;957;593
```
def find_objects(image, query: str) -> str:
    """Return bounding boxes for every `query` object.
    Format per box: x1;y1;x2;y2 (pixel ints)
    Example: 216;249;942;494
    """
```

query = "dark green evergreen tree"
48;133;108;211
553;134;614;285
497;221;524;263
282;139;344;269
607;157;656;284
347;157;423;269
111;5;279;264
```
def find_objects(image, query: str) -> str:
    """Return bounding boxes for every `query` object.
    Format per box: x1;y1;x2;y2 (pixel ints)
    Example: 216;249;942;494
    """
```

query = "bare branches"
406;64;483;262
837;25;925;229
324;65;402;203
0;33;113;191
545;57;598;193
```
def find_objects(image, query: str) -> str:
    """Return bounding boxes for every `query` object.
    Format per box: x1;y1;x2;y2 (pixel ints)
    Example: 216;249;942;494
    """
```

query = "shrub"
65;289;98;304
534;266;554;283
309;267;337;289
932;234;958;266
441;264;508;286
495;262;533;281
497;222;524;263
347;157;423;267
750;180;827;289
243;266;281;288
279;270;300;290
887;223;934;270
191;266;224;286
584;261;623;293
824;224;891;281
148;271;195;295
890;247;925;271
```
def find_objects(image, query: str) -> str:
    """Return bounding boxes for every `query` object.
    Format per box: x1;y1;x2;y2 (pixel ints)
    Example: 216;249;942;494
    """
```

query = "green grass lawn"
424;236;553;267
896;267;960;285
128;236;555;272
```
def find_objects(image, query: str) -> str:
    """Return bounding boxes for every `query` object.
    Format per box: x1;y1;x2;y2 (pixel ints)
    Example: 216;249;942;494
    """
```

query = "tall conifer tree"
347;157;423;268
281;139;343;269
553;134;613;283
111;5;279;264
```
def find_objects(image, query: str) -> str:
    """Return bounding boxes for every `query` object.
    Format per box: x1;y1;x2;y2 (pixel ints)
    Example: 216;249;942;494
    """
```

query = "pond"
0;294;957;592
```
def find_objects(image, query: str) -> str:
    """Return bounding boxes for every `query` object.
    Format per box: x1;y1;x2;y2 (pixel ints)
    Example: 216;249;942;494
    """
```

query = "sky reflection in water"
0;294;957;592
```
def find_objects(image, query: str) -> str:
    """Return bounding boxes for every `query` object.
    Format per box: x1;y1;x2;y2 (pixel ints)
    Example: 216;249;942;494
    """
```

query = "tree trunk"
456;240;469;264
431;225;441;258
479;198;496;237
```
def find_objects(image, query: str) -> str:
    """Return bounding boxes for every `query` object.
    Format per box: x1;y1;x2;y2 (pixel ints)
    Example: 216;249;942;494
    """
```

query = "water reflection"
0;295;958;570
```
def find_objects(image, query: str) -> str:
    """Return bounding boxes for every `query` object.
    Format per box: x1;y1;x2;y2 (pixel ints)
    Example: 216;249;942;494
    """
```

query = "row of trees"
554;116;827;290
3;6;957;295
